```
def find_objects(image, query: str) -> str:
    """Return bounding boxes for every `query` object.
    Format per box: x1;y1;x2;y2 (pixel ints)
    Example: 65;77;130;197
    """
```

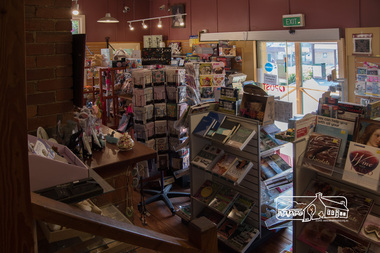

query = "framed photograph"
353;33;372;55
171;4;185;28
353;118;380;148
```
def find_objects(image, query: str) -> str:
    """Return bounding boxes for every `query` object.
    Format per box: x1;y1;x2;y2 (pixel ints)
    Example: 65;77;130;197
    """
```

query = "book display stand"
293;114;380;252
189;111;261;252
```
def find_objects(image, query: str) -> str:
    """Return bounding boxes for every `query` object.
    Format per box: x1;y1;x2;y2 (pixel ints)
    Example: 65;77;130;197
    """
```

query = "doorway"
257;41;342;116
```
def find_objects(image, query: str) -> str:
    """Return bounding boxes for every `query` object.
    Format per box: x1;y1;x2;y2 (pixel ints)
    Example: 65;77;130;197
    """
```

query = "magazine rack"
189;111;262;252
293;133;380;252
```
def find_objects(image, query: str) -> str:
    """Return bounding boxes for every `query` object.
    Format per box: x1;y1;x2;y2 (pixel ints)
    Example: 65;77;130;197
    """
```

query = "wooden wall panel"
250;0;289;31
217;0;250;32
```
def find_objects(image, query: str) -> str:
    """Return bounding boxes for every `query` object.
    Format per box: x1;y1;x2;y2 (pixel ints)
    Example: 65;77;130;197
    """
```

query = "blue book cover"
314;124;348;165
193;116;215;137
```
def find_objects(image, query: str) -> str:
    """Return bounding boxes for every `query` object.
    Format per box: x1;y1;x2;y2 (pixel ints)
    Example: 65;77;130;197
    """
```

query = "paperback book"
359;213;380;246
193;116;216;137
260;159;277;180
204;112;226;138
224;158;254;185
301;179;374;233
210;153;237;176
193;180;221;205
208;186;239;214
342;142;380;191
217;218;239;240
191;144;225;171
225;126;256;150
227;194;254;224
327;231;369;253
301;132;341;176
222;222;260;253
211;118;240;144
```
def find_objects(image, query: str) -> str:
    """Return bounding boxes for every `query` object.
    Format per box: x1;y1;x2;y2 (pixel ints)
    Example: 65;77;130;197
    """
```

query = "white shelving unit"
293;136;380;252
189;111;261;251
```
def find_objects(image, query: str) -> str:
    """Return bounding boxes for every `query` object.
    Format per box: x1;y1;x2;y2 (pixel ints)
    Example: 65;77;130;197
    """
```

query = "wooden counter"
85;126;157;217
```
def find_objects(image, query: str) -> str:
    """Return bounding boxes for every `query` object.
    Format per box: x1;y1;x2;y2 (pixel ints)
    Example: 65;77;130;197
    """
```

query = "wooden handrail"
31;193;203;253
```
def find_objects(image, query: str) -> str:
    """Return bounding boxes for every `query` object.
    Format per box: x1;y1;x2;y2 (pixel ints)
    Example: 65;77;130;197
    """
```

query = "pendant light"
98;0;119;23
157;18;162;28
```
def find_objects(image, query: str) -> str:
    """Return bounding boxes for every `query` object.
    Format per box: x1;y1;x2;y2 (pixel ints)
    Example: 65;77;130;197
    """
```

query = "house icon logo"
276;192;349;222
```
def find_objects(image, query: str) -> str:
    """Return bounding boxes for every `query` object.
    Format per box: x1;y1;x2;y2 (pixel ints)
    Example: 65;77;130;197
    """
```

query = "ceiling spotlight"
129;22;134;31
180;15;184;26
157;19;162;28
159;5;166;10
72;0;79;15
142;21;147;29
123;6;130;13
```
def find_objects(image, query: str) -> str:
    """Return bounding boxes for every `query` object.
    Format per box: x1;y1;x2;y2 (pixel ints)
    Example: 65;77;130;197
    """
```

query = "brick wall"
25;0;74;134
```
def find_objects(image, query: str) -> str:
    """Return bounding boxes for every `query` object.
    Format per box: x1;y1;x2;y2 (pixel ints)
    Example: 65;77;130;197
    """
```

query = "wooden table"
85;126;157;218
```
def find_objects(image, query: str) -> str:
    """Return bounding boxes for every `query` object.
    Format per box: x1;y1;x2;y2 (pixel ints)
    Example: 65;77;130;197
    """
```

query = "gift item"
117;133;135;151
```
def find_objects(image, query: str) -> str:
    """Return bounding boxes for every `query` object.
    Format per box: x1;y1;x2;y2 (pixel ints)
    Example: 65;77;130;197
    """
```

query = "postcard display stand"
189;111;261;252
133;67;190;213
293;121;380;252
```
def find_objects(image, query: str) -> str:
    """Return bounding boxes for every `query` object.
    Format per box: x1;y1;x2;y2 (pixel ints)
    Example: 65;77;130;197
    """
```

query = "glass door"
258;41;341;116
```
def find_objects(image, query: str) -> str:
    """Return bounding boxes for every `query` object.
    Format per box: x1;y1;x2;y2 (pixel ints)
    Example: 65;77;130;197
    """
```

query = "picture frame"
353;118;380;148
171;4;185;28
352;33;372;55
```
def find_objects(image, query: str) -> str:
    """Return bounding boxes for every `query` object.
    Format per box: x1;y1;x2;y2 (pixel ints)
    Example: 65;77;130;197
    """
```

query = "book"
359;213;380;246
260;159;277;180
210;153;236;175
314;123;349;166
208;186;238;214
260;129;278;151
342;142;380;191
297;222;337;252
191;144;224;171
193;180;221;204
176;203;191;221
204;112;226;138
223;222;259;253
301;132;341;176
225;126;256;150
263;156;284;174
211;118;240;144
327;231;370;253
224;158;254;185
301;179;374;233
217;218;239;240
268;153;292;171
192;115;215;137
197;207;225;227
227;194;254;224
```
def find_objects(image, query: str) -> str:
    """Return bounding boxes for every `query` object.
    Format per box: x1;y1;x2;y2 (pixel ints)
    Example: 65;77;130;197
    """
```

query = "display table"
85;126;157;218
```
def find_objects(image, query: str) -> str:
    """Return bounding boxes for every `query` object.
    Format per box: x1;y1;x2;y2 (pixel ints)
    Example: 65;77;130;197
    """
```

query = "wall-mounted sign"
264;62;274;72
282;14;305;28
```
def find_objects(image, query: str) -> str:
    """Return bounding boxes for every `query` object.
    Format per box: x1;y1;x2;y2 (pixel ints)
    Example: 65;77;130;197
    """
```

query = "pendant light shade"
98;13;119;23
97;0;119;23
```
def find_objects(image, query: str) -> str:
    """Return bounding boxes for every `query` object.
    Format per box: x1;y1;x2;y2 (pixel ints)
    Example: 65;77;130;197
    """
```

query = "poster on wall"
353;33;372;55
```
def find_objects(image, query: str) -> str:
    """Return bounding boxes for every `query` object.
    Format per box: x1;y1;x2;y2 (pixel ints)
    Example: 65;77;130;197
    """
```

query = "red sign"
263;83;286;93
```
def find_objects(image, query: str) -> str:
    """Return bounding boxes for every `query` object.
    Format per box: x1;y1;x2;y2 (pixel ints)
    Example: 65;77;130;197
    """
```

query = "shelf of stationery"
189;110;262;253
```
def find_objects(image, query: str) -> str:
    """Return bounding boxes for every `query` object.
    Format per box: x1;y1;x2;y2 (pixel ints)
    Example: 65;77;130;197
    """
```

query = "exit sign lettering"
282;14;305;27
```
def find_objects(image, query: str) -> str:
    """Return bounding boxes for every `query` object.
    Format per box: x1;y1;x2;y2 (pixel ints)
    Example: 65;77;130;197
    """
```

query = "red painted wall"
79;0;380;42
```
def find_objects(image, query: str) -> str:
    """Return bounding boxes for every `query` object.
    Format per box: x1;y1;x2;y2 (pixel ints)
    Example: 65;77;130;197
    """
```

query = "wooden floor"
130;184;293;253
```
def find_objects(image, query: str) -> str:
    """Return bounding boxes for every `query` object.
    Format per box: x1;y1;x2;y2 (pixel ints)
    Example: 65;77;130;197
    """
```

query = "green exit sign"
282;14;305;27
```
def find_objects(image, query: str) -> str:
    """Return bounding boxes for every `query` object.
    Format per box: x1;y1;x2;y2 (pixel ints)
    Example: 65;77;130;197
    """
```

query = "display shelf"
189;111;261;252
293;132;380;252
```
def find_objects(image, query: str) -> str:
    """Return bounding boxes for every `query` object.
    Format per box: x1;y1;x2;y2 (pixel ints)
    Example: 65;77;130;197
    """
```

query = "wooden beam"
31;193;200;253
0;0;35;252
295;43;303;114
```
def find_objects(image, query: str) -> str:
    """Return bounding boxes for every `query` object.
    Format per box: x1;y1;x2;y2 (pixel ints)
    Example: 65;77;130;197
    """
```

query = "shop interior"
3;0;380;252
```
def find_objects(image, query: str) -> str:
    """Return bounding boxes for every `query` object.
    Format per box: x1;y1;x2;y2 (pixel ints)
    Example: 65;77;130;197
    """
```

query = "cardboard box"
28;135;88;191
239;84;274;125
